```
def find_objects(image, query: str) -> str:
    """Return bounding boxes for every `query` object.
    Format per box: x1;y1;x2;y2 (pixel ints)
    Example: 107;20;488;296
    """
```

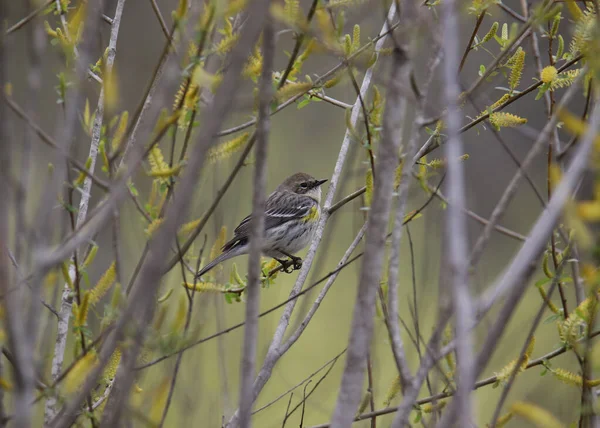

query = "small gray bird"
195;172;328;279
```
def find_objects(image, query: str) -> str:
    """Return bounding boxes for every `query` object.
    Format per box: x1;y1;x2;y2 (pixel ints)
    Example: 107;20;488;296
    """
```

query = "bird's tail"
195;245;245;279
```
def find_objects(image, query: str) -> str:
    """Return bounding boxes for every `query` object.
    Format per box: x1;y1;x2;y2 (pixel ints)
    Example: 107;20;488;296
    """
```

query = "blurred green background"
4;0;593;426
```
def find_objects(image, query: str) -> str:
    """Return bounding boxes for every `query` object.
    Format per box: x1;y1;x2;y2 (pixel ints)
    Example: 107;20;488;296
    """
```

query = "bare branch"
238;17;274;428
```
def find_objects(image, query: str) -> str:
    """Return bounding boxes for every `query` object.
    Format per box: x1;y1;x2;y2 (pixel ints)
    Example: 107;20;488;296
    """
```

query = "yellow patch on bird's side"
302;206;319;222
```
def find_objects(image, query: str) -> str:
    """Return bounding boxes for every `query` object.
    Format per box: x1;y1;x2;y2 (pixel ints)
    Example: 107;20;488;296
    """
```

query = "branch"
330;10;406;428
436;0;476;424
238;18;274;428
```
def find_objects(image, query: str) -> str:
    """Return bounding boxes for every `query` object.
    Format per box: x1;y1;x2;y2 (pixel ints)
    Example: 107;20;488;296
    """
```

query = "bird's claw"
275;257;303;274
291;257;303;270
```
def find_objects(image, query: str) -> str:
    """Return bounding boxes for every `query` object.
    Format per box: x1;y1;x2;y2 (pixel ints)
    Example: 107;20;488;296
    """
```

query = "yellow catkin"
481;22;499;43
171;295;187;333
182;281;227;293
61;261;74;289
383;376;402;406
112;111;128;151
509;48;525;90
494;337;535;382
550;367;585;386
489;112;527;129
65;352;99;394
75;292;90;328
541;66;558;83
102;348;122;382
536;282;561;314
578;201;600;221
148;147;170;184
275;81;313;103
82;245;98;268
208;133;250;163
179;218;202;236
0;377;13;391
494;411;513;427
148;164;183;179
511;402;564;428
214;227;228;260
489;94;511;111
145;218;164;237
88;262;116;306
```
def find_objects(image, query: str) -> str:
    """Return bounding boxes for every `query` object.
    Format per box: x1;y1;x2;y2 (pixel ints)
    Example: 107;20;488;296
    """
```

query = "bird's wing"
223;192;315;251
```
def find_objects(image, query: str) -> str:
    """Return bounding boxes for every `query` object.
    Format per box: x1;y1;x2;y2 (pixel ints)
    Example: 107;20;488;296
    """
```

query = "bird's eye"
300;182;308;189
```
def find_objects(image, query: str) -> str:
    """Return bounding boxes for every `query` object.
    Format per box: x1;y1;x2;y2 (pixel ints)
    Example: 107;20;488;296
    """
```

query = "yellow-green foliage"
174;0;188;21
492;412;513;427
536;281;561;314
208;133;250;163
288;39;316;82
469;0;497;15
383;375;402;406
427;154;470;169
0;377;13;391
178;218;202;237
284;0;300;21
88;262;117;306
61;261;74;290
73;157;92;187
365;168;373;207
356;391;371;416
192;67;222;92
508;47;525;91
211;226;228;262
511;401;564;428
421;400;446;413
214;18;239;55
148;378;171;425
494;336;535;383
261;258;281;281
74;292;90;328
569;5;596;58
157;288;173;303
171;295;187;333
370;86;384;127
443;325;456;377
145;218;164;237
243;47;263;79
549;69;581;90
148;164;183;179
65;352;99;394
489;112;527;130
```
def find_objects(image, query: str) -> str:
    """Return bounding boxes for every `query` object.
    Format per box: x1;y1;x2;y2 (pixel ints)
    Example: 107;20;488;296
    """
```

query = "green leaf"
297;98;311;109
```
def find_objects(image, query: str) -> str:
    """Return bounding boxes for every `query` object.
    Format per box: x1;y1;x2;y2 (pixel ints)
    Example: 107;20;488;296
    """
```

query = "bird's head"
277;172;328;202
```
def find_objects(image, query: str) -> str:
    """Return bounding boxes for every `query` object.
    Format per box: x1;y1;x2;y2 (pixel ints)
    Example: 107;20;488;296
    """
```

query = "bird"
195;172;328;279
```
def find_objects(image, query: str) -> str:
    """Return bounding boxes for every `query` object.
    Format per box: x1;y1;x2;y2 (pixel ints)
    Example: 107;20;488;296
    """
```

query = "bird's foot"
289;255;303;270
275;258;295;274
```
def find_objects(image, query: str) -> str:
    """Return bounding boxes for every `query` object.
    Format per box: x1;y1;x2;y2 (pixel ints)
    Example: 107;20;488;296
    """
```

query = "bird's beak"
316;179;328;187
